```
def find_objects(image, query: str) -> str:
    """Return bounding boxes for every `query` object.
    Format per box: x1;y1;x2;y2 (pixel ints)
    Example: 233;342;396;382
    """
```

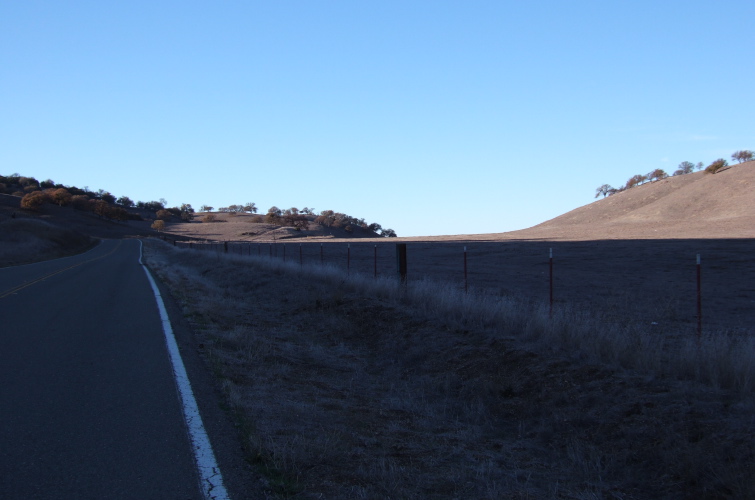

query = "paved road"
0;239;211;499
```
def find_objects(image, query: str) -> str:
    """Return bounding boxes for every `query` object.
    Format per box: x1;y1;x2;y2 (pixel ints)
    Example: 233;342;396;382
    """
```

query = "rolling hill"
499;160;755;241
3;160;754;249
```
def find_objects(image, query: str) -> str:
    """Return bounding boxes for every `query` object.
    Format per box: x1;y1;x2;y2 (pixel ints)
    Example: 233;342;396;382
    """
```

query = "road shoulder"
144;255;267;500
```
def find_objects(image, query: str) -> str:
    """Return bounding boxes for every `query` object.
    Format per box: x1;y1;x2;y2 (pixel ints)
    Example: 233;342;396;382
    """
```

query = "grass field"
144;238;755;499
0;218;95;267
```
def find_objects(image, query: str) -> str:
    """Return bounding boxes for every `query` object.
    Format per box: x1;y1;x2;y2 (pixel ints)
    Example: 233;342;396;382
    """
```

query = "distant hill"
163;212;384;242
4;161;754;248
501;160;755;240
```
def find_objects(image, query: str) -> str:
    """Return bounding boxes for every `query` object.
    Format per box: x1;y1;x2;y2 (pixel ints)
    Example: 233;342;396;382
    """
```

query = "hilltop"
408;160;755;243
512;160;755;240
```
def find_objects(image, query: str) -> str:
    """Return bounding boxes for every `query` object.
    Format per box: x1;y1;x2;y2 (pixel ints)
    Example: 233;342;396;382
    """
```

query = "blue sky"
2;1;753;237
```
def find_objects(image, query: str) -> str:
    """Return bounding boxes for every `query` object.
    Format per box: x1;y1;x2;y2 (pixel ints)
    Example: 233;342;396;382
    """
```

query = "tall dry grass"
144;239;755;499
177;240;754;394
0;218;95;267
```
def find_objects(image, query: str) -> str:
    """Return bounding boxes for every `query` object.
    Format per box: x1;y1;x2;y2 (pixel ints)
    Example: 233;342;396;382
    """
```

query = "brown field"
206;237;755;335
144;238;755;499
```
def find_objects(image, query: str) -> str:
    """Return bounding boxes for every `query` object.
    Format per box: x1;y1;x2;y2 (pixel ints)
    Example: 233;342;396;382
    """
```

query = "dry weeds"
0;218;95;267
144;239;755;499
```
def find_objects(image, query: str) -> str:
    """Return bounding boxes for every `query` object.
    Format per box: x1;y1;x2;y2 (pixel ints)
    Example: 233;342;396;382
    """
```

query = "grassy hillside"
0;218;96;267
502;160;755;241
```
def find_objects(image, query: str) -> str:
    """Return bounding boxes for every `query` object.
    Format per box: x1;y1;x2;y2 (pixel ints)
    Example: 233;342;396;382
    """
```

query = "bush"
156;209;172;221
705;159;728;174
202;214;217;223
151;220;165;231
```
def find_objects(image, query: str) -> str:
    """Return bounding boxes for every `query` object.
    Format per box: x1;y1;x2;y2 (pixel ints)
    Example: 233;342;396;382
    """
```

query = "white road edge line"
138;240;230;500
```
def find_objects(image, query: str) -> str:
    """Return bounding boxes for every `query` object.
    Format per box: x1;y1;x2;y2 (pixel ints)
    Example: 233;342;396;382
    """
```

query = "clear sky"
2;1;753;237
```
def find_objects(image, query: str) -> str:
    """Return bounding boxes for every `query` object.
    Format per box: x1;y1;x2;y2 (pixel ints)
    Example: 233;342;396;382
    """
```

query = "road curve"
0;239;215;499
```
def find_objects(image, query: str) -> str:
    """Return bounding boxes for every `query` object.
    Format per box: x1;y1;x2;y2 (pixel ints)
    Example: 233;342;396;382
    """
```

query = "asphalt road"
0;239;211;499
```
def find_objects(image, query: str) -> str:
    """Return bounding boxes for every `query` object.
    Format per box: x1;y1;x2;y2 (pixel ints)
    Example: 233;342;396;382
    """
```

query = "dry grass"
0;218;95;267
144;239;755;499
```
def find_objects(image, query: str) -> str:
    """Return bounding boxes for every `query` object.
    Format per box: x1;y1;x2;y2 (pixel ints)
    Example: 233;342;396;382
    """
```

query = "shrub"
705;159;728;174
202;214;217;223
151;220;165;231
156;209;172;221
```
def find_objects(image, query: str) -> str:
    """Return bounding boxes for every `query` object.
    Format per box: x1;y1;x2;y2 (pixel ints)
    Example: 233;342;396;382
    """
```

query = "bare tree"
732;150;754;163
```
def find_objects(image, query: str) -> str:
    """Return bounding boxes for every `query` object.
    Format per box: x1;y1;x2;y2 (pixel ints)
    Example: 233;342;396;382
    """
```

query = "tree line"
2;173;397;236
196;203;396;237
595;150;754;198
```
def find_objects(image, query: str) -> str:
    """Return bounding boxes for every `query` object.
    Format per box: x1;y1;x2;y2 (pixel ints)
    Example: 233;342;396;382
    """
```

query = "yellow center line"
0;240;123;299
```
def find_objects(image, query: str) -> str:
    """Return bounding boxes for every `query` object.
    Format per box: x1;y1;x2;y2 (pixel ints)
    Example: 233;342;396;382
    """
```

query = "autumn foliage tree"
624;174;647;189
20;191;48;210
645;169;668;182
51;188;72;206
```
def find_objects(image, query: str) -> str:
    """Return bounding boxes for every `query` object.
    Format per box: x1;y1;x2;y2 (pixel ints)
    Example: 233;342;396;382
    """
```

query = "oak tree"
732;150;754;163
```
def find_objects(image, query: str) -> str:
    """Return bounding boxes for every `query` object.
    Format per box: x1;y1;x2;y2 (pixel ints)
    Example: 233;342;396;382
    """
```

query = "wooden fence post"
396;243;407;285
549;248;554;318
697;254;702;340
